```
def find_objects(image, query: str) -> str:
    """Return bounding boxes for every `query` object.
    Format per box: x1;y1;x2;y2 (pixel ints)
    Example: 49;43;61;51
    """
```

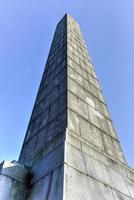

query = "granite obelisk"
1;14;134;200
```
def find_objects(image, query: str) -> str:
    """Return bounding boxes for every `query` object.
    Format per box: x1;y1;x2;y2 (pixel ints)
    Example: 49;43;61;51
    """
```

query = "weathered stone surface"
65;142;87;174
27;174;51;200
124;177;134;198
112;190;132;200
0;160;29;200
27;166;64;200
0;175;26;200
32;144;64;183
64;141;133;197
64;164;114;200
1;14;134;200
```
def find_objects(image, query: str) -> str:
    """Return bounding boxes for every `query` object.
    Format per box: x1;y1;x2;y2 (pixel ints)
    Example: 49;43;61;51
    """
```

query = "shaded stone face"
19;15;67;166
16;14;134;200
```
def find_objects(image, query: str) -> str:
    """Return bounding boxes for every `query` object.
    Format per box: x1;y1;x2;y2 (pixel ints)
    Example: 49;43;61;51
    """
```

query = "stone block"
33;144;64;183
66;130;81;149
77;84;86;100
85;91;96;108
64;164;114;200
124;177;134;198
27;173;51;200
107;167;130;196
103;133;115;157
35;129;46;153
127;167;134;182
83;79;91;93
68;109;80;135
58;93;67;114
65;142;87;174
107;119;118;139
79;117;104;150
112;139;126;163
88;106;101;128
68;66;75;80
39;109;49;129
47;165;64;200
28;166;63;200
79;116;92;140
49;101;58;121
81;142;108;164
20;135;38;165
68;91;78;112
77;98;88;119
68;77;77;95
84;152;110;184
112;189;132;200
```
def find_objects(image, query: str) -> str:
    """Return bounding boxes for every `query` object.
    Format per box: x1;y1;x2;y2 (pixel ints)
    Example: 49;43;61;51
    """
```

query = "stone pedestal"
0;160;29;200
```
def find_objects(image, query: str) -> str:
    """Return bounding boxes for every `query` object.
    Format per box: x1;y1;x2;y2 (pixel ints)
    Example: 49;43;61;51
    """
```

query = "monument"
0;14;134;199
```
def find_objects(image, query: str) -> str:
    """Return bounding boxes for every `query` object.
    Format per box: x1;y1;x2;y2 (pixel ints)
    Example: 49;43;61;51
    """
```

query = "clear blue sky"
0;0;134;167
